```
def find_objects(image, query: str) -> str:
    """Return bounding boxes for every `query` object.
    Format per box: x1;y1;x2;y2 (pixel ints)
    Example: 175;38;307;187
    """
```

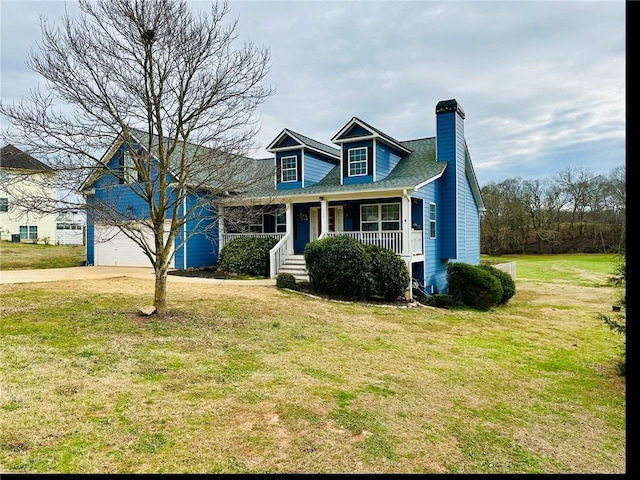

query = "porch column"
285;202;294;254
402;192;413;301
218;206;225;253
402;193;412;256
320;197;328;237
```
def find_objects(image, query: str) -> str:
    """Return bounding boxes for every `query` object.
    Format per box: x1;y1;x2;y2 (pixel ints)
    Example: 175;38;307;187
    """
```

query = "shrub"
424;293;463;309
304;235;371;299
218;236;278;277
276;272;298;290
364;243;410;301
479;264;516;304
447;262;503;311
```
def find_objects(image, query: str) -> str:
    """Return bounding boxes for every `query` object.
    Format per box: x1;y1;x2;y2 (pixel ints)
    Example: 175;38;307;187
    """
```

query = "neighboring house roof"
0;144;54;172
232;137;445;201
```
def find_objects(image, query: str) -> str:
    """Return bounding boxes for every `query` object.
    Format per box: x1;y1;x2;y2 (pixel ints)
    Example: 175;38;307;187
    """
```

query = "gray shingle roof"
284;129;340;159
0;144;54;172
236;136;444;199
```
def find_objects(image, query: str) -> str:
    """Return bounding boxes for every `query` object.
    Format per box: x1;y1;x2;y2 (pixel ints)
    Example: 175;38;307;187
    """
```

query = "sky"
0;0;626;187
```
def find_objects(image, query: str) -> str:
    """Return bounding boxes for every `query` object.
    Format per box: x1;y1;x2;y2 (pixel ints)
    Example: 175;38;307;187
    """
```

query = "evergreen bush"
479;264;516;304
276;272;298;290
447;262;503;311
218;236;278;277
304;235;371;299
364;243;410;300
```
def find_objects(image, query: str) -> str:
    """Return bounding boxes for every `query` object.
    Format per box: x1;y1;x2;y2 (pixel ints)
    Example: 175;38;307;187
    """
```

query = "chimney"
435;99;466;259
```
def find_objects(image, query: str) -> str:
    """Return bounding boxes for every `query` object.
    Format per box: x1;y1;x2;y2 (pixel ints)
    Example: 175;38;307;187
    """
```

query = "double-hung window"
0;197;8;212
119;151;138;184
429;203;437;239
361;203;400;231
19;225;37;241
280;155;297;183
348;147;367;176
276;210;286;233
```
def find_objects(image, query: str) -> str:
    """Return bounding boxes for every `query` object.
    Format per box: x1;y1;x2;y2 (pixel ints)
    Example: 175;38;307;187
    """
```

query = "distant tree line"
480;165;625;255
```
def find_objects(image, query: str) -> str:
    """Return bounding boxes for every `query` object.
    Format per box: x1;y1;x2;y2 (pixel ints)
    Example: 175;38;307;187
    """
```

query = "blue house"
84;99;485;295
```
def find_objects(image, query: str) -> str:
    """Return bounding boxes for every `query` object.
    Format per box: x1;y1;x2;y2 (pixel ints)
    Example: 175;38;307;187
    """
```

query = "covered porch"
219;193;425;279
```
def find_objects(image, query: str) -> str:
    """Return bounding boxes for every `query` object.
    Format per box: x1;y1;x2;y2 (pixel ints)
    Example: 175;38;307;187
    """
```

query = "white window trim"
348;147;368;177
280;155;298;183
360;203;401;231
123;151;137;184
429;202;437;239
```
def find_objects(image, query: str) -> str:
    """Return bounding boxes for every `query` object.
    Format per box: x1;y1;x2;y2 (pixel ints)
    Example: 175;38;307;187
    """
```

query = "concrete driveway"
0;266;275;285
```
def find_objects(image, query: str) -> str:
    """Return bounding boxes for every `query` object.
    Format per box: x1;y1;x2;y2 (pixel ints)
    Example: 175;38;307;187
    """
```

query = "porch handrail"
220;232;285;252
269;232;292;278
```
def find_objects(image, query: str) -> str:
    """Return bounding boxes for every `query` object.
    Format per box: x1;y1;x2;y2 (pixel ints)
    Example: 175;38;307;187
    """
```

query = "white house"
56;210;86;246
0;144;57;244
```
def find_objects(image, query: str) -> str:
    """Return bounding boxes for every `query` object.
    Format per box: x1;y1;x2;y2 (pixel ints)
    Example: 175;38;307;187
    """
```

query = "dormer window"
348;147;367;176
280;155;298;182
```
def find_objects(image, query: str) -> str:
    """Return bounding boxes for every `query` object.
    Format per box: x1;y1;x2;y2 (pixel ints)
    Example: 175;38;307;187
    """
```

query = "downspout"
183;191;187;269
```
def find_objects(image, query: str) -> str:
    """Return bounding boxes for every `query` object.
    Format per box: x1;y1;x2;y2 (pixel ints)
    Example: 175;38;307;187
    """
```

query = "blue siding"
375;142;402;181
342;140;373;185
174;194;218;269
340;124;370;139
412;182;448;294
436;111;457;259
455;171;480;265
87;142;218;269
276;149;302;190
303;150;335;187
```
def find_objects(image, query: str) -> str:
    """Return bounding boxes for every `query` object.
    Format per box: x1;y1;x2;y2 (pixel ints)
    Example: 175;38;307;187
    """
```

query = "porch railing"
326;231;403;254
269;232;292;279
220;232;285;251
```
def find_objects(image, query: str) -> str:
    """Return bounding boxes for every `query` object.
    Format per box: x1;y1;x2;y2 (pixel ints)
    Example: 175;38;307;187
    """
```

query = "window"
19;225;37;241
348;147;367;176
276;210;286;233
119;151;138;184
360;203;400;231
429;203;437;239
280;155;297;182
249;213;263;233
0;197;7;213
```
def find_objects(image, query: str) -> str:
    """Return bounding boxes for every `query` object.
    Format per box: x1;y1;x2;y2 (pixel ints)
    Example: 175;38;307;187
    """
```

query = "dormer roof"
267;128;340;160
331;117;412;155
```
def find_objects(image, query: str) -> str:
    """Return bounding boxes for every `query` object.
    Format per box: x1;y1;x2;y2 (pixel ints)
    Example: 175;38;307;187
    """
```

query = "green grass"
0;253;625;473
0;241;86;270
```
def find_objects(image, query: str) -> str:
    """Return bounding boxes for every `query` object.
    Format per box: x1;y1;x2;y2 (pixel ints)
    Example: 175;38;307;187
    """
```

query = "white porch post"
285;202;294;254
320;198;328;237
402;191;413;300
218;206;225;253
402;193;412;256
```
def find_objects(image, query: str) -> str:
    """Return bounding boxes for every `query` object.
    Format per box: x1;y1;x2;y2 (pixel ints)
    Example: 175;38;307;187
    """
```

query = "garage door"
94;223;174;268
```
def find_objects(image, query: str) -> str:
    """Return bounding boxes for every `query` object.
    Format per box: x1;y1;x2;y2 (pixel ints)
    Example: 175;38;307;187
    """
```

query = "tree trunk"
154;268;167;312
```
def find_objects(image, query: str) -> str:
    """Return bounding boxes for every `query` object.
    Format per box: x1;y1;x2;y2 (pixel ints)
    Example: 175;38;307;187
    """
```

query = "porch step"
278;254;309;282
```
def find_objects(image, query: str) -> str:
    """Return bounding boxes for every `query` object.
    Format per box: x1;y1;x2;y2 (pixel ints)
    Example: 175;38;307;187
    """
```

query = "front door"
310;206;343;241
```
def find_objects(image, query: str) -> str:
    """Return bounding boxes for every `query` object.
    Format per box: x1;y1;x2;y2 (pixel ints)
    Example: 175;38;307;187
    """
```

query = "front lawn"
0;254;625;473
0;241;86;270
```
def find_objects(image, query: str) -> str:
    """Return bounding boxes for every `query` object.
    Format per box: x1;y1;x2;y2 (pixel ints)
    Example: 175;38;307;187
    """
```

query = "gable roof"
83;129;272;194
231;136;444;201
267;128;340;160
331;117;412;155
0;144;54;172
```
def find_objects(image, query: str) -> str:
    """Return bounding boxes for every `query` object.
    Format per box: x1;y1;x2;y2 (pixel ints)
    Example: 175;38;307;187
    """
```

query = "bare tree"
0;0;274;311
